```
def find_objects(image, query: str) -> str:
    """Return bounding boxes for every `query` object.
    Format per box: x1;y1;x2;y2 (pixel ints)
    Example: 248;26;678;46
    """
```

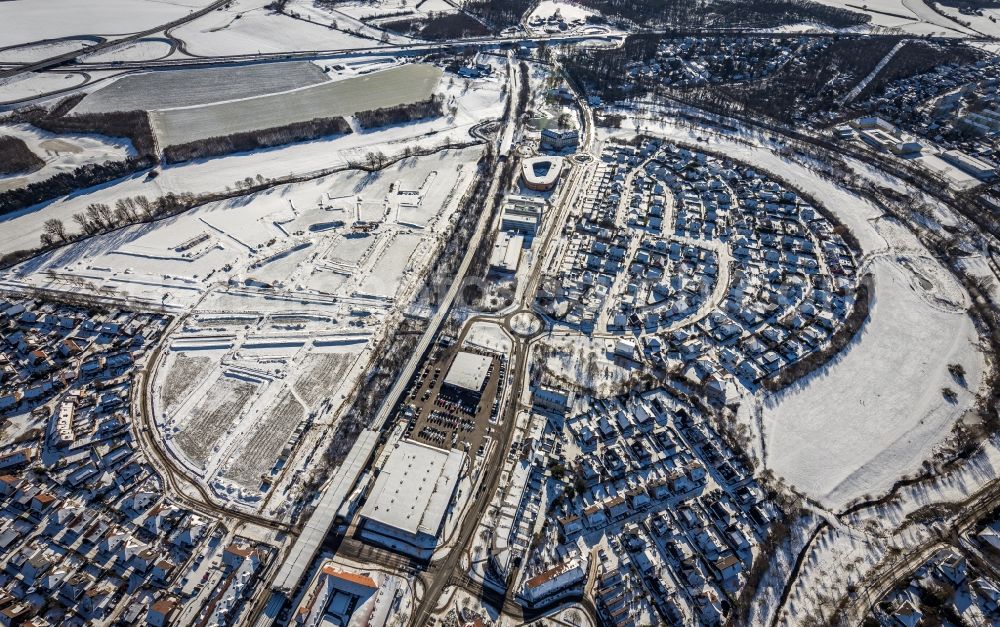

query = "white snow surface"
0;0;209;48
764;256;983;508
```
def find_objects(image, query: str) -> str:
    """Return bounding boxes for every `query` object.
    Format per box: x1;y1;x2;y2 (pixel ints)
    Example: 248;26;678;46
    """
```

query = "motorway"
0;0;233;78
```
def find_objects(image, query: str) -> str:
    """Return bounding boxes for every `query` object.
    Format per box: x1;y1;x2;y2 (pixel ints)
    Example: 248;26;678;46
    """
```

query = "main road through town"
408;63;599;626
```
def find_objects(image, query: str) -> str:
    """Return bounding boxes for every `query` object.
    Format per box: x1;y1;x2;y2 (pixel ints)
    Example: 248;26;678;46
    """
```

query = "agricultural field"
72;62;331;114
810;0;980;35
149;63;442;146
0;64;501;256
169;0;384;57
293;351;362;409
358;232;424;297
220;389;304;488
173;374;260;469
160;353;216;416
0;0;208;48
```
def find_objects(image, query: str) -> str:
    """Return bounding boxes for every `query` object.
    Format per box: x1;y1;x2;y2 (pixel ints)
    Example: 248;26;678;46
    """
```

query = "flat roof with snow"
359;440;464;538
443;351;492;393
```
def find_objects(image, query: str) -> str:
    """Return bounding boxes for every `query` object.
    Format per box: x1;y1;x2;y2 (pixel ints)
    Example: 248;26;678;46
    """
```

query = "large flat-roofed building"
489;232;524;275
443;351;492;395
521;157;563;191
359;440;465;559
501;194;546;235
541;128;579;152
942;149;998;181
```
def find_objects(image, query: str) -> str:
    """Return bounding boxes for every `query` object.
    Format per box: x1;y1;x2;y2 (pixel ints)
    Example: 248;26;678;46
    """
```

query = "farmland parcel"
73;61;331;114
150;64;443;146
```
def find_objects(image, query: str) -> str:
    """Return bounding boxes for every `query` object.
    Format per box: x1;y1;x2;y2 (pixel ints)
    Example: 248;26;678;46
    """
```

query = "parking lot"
400;342;505;457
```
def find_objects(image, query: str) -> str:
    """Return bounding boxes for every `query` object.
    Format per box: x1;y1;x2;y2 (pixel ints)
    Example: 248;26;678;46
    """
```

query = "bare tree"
42;218;67;243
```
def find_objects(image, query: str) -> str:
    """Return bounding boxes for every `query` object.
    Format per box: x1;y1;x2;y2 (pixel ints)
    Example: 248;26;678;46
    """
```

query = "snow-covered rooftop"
443;351;492;393
360;440;464;537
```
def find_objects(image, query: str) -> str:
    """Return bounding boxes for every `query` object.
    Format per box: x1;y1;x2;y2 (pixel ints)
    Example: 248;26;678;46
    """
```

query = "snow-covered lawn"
0;0;209;48
763;256;984;509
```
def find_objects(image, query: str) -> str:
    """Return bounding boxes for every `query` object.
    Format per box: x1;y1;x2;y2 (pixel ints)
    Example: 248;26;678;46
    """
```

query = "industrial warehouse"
358;440;466;560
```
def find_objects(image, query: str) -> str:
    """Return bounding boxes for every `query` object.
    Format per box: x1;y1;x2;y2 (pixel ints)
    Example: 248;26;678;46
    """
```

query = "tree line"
0;136;44;175
0;156;157;216
573;0;869;29
163;116;352;164
13;94;158;157
354;96;445;130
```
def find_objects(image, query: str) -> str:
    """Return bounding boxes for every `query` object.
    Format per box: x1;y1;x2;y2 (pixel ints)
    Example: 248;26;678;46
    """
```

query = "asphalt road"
408;61;601;625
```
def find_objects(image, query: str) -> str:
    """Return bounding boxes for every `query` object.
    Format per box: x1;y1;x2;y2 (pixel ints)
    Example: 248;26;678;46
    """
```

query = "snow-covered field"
764;256;983;509
0;0;209;48
169;0;379;56
150;63;441;146
0;123;134;192
933;2;1000;38
809;0;979;36
0;68;504;255
73;62;330;114
0;71;88;103
78;37;175;63
0;38;94;63
526;0;597;33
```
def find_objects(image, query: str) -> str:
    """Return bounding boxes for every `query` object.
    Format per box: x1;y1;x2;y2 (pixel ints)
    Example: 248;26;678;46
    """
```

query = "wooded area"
162;116;352;164
0;136;44;176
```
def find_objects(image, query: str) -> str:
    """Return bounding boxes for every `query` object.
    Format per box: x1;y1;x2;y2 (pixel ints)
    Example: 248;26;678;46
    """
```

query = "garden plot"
358;232;424;297
72;62;330;114
150;63;442;146
327;234;375;267
763;256;984;509
301;267;349;294
0;0;208;48
160;353;216;416
246;242;313;287
292;349;364;409
173;374;260;469
170;0;377;57
220;389;304;488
